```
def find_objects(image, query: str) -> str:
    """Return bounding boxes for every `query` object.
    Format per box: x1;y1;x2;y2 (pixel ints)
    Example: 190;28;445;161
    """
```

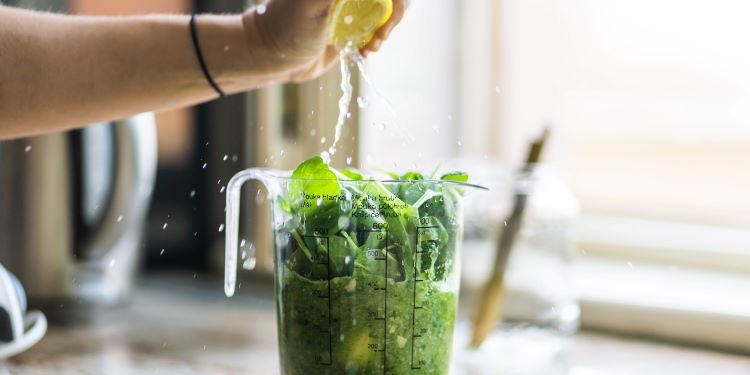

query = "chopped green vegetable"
277;157;472;375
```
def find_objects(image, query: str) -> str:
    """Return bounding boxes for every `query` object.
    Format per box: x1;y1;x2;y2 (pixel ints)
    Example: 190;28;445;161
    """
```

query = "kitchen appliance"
224;167;486;374
0;263;46;359
0;113;157;319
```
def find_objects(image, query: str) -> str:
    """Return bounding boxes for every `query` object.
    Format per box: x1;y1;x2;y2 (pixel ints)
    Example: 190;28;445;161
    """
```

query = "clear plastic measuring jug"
225;166;486;374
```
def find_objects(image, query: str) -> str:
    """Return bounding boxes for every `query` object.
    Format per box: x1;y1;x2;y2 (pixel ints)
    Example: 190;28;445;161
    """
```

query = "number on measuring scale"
419;217;430;226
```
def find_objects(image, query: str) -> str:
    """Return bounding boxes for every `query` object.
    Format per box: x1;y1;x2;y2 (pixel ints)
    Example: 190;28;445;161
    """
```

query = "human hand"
242;0;410;83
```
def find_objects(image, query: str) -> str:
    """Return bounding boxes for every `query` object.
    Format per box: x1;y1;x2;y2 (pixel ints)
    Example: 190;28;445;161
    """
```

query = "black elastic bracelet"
189;14;226;98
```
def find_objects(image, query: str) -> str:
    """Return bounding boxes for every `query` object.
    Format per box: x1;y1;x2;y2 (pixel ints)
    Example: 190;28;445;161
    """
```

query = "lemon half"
327;0;393;49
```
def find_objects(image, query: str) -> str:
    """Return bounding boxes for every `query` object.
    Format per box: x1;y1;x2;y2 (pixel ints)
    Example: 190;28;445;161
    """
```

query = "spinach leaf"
341;168;365;180
289;156;341;213
440;171;469;183
281;157;471;284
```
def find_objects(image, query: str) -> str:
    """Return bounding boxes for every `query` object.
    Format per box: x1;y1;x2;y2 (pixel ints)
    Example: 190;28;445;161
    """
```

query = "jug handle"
225;169;269;297
79;113;158;260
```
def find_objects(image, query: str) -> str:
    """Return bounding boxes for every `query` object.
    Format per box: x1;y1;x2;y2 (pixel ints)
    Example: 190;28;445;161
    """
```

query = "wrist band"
190;14;226;98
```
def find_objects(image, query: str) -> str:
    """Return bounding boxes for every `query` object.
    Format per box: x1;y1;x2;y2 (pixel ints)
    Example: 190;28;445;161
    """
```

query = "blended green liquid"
278;268;456;375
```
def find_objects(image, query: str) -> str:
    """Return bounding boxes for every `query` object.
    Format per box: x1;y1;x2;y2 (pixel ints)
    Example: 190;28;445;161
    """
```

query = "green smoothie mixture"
274;157;470;375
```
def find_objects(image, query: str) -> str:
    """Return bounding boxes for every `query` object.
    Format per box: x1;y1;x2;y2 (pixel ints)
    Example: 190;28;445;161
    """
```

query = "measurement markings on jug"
305;232;333;366
411;224;438;370
359;228;389;373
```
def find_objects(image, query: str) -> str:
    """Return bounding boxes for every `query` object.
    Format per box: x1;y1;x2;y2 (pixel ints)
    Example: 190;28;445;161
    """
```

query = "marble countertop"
4;273;750;375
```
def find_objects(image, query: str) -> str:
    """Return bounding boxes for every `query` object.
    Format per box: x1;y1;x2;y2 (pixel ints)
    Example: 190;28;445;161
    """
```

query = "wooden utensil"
469;128;550;348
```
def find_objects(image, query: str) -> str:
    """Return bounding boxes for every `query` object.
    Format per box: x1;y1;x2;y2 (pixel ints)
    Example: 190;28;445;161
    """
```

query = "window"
358;0;750;351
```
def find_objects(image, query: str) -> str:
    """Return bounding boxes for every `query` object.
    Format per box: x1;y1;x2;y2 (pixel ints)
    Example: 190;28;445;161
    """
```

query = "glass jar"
457;163;579;375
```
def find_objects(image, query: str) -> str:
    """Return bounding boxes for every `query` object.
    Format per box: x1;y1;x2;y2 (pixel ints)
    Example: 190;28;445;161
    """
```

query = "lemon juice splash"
324;46;401;164
322;46;356;163
321;0;393;164
352;52;396;116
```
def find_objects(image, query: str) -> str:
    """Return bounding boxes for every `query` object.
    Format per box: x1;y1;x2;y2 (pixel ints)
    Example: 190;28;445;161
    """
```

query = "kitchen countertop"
5;273;750;375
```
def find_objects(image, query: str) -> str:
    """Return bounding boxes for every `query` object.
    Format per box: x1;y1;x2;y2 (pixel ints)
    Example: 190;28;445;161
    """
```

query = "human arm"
0;0;408;140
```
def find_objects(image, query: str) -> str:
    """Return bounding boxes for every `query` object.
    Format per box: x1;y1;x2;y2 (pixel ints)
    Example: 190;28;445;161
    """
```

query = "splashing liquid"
323;47;355;163
352;52;396;116
323;46;399;164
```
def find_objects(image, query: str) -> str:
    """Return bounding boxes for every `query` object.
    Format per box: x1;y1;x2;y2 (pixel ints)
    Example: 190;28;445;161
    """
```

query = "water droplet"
240;239;246;248
256;4;266;14
24;145;32;152
320;137;327;144
160;249;165;256
346;157;353;165
319;86;324;91
504;221;508;226
344;15;354;24
219;186;226;193
309;128;317;136
316;198;324;206
255;189;265;204
162;223;168;230
457;141;463;147
202;162;208;169
495;86;501;94
357;96;369;108
346;112;352;119
108;259;116;268
242;242;256;270
223;154;228;161
217;179;222;185
243;257;256;271
627;261;634;268
189;190;196;198
117;215;123;223
320;151;331;164
279;150;285;157
218;224;225;232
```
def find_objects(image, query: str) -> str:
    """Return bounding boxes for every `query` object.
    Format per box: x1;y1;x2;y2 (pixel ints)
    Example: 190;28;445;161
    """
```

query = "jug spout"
225;168;281;297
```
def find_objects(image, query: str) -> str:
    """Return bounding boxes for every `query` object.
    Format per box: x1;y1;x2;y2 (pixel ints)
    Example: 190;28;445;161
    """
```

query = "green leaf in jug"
440;171;469;183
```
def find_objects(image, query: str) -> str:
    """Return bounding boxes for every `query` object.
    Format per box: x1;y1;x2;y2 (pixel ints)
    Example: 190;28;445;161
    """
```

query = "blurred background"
1;0;749;374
